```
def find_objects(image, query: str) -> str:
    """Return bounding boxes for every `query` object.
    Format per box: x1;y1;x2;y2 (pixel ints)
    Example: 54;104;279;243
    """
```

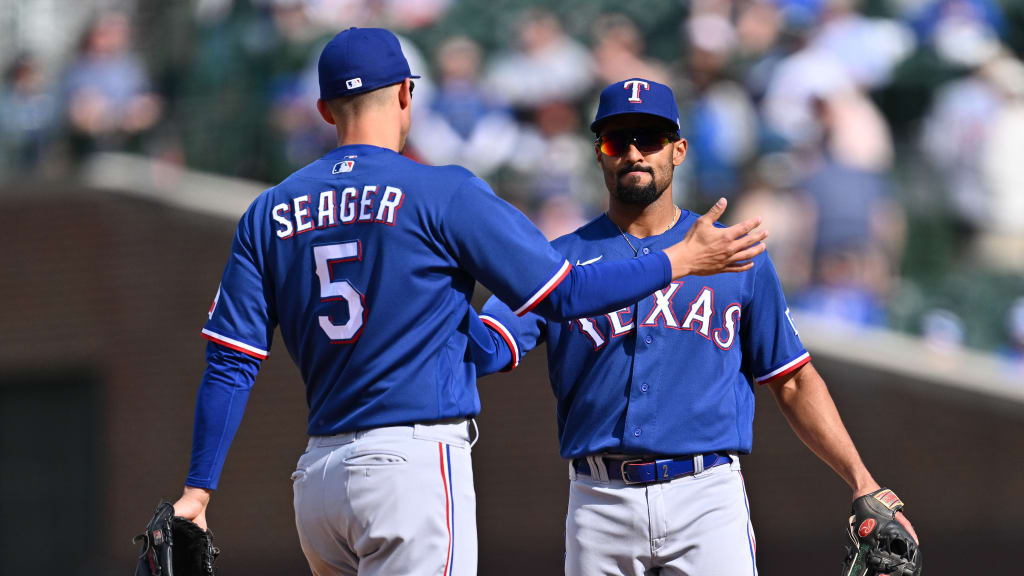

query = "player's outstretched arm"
767;362;918;543
663;198;767;278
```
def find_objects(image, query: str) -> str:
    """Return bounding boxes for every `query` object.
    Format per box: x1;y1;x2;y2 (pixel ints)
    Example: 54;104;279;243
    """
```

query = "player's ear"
316;99;336;125
672;137;687;167
398;79;412;110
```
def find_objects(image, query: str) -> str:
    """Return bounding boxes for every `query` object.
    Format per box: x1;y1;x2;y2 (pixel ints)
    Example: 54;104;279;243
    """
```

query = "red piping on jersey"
479;316;519;372
517;261;572;317
201;332;268;360
755;353;810;385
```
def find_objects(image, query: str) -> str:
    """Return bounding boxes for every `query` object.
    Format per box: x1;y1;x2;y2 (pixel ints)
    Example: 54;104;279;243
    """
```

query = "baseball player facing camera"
475;78;920;575
166;30;767;576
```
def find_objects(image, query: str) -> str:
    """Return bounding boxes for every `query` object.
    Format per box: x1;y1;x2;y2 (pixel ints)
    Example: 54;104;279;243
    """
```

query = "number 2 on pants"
313;241;366;342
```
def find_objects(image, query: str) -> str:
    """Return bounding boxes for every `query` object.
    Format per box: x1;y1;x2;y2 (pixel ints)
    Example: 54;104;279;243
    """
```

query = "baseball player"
474;78;919;575
167;31;767;576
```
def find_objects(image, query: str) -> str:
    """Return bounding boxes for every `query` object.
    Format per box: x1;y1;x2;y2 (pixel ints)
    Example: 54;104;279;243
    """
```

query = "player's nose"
623;143;644;163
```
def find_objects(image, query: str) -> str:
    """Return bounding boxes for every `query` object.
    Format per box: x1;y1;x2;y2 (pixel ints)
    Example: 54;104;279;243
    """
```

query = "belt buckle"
619;458;648;485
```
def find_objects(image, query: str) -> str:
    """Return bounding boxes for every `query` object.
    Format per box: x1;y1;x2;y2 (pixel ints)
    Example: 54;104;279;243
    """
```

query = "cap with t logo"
590;78;681;136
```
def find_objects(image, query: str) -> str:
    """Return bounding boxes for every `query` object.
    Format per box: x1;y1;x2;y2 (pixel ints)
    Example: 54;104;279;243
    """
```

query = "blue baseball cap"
590;78;681;136
318;27;420;100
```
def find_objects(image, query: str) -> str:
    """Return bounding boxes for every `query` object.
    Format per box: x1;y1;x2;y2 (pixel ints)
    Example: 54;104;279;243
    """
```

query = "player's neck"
607;192;679;239
334;113;402;152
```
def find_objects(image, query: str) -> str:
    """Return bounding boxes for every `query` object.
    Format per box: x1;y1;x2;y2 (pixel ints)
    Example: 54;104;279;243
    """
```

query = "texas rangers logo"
624;80;650;103
333;160;355;174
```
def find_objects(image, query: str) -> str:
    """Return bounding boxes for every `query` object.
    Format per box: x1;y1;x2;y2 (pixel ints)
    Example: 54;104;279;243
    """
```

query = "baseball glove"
841;488;921;576
133;501;219;576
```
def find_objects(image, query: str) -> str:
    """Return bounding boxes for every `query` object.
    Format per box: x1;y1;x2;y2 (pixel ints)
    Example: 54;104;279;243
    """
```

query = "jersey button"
633;427;642;437
640;383;649;392
644;335;653;344
642;247;650;255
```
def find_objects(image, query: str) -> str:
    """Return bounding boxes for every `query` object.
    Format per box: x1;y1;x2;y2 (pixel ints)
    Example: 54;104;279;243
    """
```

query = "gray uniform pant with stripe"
292;420;476;576
565;454;757;576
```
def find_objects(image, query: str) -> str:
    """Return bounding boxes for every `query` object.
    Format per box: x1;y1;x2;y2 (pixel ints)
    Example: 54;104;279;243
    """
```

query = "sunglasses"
595;130;677;157
409;80;415;97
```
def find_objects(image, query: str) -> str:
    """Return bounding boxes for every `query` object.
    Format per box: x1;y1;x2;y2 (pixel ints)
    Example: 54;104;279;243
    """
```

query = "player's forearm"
466;308;514;375
769;364;877;496
186;342;260;490
534;252;670;322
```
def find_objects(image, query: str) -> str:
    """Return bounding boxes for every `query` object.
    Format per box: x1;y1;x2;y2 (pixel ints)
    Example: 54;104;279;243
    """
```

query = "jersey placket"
621;281;659;453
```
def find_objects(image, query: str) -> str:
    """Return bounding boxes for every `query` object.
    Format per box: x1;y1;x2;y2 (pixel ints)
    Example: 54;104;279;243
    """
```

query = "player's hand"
173;486;212;531
895;511;919;544
853;483;919;544
664;198;767;278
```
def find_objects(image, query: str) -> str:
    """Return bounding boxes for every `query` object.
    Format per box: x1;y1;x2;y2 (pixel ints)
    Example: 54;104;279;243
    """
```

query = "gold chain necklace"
609;207;680;257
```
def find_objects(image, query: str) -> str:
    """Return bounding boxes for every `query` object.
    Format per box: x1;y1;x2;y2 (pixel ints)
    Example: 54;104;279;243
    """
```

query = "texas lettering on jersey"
570;281;743;351
478;211;810;459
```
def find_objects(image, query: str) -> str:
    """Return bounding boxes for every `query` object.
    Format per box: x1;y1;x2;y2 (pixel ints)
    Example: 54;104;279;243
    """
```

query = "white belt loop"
469;418;480;448
728;450;741;471
586;455;610;483
692;454;705;476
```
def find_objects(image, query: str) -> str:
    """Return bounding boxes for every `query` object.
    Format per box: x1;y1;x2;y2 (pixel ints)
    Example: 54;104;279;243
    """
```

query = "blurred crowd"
2;0;1024;361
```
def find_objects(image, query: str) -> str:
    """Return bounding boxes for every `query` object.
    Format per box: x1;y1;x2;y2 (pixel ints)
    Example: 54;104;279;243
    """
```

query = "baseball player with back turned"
474;78;919;575
167;30;768;576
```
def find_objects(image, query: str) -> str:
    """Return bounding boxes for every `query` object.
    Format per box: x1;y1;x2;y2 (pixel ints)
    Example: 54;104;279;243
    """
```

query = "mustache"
617;164;654;178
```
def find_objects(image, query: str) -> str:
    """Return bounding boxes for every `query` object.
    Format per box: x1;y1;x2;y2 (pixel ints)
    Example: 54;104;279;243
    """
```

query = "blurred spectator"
0;53;57;179
483;8;594;109
62;11;162;159
906;0;1006;67
680;12;760;203
534;194;588;241
590;13;670;86
921;47;1024;271
731;152;816;293
812;0;915;89
977;53;1024;272
761;44;855;148
795;158;901;326
920;49;1003;230
734;0;787;100
504;99;600;220
792;93;905;326
264;1;335;177
410;36;519;176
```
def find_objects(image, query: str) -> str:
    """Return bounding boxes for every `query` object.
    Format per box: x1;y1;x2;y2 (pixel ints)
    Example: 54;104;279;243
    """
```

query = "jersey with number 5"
202;144;571;436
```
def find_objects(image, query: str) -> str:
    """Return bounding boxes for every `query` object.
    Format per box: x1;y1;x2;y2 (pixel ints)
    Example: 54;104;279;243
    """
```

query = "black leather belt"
573;453;730;485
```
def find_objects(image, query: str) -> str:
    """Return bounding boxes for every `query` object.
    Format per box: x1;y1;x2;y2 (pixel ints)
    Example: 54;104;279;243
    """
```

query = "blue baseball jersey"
480;212;810;459
203;144;576;436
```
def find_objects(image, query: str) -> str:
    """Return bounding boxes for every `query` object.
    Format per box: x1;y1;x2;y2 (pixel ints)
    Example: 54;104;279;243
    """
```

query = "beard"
612;165;666;206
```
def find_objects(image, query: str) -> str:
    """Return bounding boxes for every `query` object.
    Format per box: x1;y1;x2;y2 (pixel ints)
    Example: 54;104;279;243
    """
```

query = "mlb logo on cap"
591;78;681;136
318;27;420;100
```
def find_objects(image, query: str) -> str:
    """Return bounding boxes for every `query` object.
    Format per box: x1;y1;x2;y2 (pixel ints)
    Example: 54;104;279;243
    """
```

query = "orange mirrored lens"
597;132;671;156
